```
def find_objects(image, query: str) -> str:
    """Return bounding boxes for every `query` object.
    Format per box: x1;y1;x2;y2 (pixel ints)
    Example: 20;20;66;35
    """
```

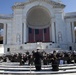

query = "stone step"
0;63;76;71
0;69;76;74
0;62;76;67
0;66;76;71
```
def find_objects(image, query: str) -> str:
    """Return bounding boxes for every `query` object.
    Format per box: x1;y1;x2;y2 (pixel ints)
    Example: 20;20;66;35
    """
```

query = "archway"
27;6;51;42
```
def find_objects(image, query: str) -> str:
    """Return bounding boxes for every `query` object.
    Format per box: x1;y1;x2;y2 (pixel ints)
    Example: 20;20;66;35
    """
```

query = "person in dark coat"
33;49;43;71
51;55;59;71
67;53;72;64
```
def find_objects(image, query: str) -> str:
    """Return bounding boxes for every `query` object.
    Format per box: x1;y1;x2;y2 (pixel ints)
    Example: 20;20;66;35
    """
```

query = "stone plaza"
0;0;76;74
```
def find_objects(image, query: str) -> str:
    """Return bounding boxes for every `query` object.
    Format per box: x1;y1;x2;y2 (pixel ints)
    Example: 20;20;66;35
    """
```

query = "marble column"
49;24;52;42
24;22;28;43
72;22;74;43
3;23;7;45
51;21;56;43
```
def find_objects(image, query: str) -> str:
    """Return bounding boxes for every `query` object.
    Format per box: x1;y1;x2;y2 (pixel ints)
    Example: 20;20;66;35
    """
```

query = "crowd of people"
0;49;76;71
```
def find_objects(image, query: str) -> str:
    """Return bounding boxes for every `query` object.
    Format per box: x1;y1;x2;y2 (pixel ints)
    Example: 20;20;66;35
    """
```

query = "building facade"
0;0;76;53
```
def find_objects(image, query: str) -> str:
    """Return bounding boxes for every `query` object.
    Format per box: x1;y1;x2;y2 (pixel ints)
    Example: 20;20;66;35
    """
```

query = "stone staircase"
7;42;63;54
0;62;76;74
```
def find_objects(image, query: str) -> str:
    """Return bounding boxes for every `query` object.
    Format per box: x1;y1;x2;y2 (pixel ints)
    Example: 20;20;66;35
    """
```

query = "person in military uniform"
51;55;59;71
33;49;43;71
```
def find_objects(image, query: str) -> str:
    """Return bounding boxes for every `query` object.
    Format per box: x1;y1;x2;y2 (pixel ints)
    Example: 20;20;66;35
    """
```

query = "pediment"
12;0;65;9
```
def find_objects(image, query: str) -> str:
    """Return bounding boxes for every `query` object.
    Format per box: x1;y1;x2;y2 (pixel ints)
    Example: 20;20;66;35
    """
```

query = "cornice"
65;12;76;19
0;14;13;19
12;2;25;9
12;0;65;9
29;0;65;8
65;16;76;19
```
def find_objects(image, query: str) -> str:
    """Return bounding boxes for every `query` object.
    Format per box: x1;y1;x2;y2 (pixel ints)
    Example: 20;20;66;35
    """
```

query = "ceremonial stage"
0;62;76;75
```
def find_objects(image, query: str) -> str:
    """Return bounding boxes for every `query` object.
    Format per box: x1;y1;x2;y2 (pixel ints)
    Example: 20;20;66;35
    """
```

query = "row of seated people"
1;50;76;65
0;50;59;71
1;50;76;71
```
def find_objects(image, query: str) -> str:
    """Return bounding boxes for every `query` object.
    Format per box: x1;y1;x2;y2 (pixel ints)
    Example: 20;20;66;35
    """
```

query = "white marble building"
0;0;76;53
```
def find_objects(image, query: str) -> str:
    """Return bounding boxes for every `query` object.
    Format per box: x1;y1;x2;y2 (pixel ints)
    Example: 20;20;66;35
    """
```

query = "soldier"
33;49;43;71
51;55;59;71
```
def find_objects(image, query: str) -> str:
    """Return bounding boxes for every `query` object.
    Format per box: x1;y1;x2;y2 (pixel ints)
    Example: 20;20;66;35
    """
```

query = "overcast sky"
0;0;76;14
